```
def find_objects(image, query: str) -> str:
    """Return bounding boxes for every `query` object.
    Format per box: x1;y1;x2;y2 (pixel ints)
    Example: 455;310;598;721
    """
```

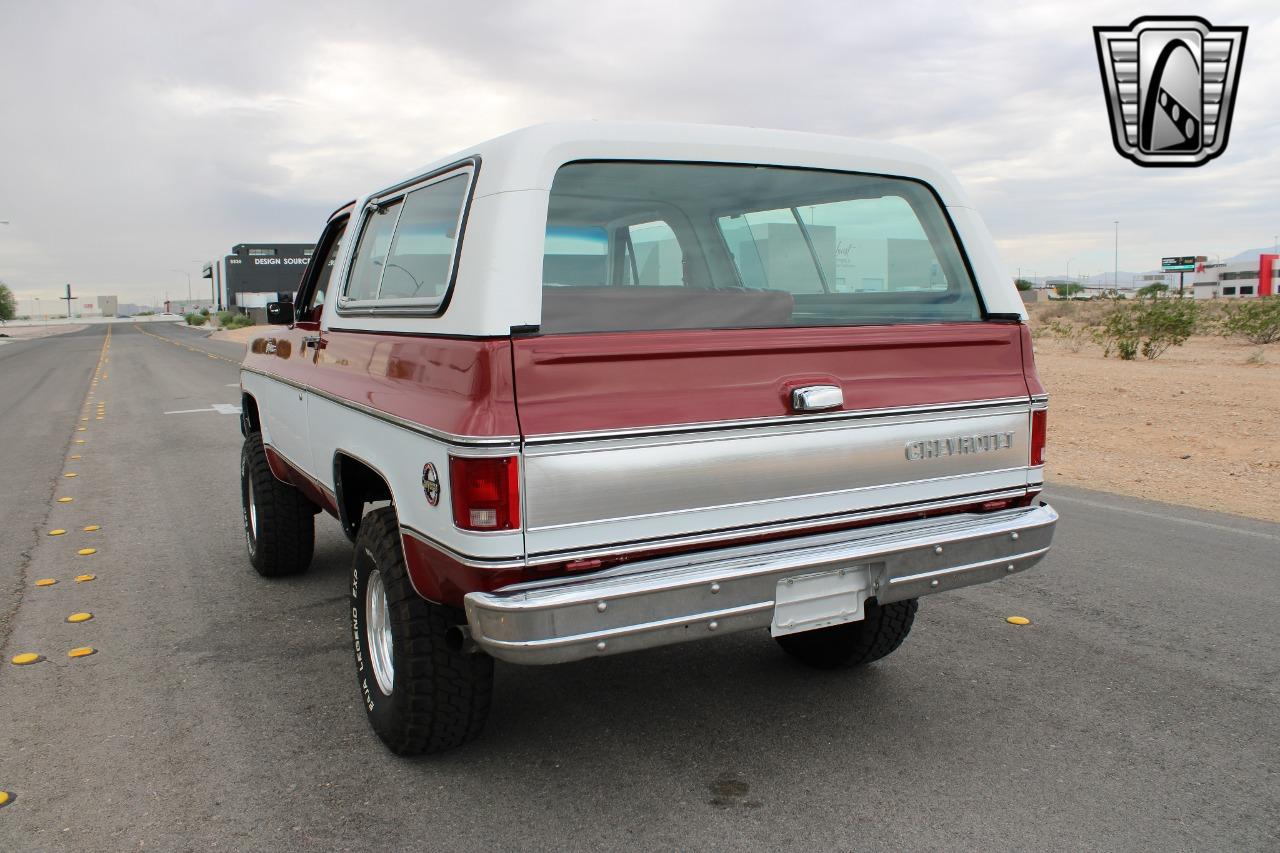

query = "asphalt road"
1;322;1277;852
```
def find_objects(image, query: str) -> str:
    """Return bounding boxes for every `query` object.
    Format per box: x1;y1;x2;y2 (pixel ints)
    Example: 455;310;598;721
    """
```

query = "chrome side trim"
523;488;1028;565
240;365;520;447
522;396;1032;445
400;524;527;570
406;489;1030;570
528;466;1029;533
464;503;1058;665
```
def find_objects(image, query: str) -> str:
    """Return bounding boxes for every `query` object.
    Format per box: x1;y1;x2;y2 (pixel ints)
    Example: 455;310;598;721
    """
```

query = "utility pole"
61;283;74;319
1114;220;1119;289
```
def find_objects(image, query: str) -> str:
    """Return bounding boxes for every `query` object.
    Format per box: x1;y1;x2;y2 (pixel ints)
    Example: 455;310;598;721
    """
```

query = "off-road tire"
351;506;493;755
240;431;315;577
775;598;918;670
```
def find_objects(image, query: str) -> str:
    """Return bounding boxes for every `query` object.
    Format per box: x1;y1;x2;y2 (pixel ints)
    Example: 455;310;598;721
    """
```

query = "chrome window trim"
336;160;478;317
240;365;520;448
521;396;1033;445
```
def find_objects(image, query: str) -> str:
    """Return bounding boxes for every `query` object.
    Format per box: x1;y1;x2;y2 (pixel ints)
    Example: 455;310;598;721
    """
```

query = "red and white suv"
238;121;1056;754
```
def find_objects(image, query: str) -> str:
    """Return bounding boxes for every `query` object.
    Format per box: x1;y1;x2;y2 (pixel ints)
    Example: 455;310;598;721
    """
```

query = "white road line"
164;404;243;415
1049;492;1280;542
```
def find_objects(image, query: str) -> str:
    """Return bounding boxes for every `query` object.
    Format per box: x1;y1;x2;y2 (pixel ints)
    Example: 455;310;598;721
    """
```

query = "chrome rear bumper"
464;503;1057;665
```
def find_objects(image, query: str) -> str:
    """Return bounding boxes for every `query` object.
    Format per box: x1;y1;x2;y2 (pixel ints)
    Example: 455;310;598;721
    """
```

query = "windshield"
541;161;983;334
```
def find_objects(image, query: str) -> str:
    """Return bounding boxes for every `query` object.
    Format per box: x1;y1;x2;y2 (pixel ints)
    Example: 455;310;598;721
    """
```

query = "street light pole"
1114;220;1119;289
169;269;192;308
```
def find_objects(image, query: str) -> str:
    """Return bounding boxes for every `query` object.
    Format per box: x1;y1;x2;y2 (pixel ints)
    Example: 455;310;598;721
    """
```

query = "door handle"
791;385;843;413
302;335;325;350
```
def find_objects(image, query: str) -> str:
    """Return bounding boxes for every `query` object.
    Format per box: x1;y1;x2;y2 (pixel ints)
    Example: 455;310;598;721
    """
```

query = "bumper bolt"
930;579;940;588
708;621;718;631
1010;532;1020;541
933;545;944;555
709;583;720;594
596;601;608;613
1006;563;1016;572
595;641;607;652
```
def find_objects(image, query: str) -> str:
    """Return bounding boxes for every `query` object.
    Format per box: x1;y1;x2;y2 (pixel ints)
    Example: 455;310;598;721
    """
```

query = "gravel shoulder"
1033;326;1280;522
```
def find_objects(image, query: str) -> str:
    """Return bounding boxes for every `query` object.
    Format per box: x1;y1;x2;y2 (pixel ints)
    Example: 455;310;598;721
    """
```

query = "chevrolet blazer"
238;121;1057;754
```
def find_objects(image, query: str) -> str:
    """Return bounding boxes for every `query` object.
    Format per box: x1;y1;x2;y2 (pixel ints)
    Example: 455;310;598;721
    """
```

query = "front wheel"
775;598;918;669
240;431;314;577
351;506;493;755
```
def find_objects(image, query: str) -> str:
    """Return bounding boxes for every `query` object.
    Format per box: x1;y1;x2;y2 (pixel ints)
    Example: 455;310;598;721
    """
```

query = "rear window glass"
541;161;982;333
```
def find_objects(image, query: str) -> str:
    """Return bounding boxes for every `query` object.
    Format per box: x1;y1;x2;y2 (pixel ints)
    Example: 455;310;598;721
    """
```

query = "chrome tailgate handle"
791;385;843;413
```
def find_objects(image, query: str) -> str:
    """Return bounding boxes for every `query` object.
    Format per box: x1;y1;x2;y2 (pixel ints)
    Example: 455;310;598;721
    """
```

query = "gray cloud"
1;0;1276;303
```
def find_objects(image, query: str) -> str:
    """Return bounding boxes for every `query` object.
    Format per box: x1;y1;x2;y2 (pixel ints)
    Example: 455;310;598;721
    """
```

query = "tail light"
449;455;520;531
1030;408;1048;467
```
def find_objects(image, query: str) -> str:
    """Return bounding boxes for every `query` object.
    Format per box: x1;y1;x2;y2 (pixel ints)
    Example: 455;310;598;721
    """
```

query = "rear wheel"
351;506;492;755
240;431;314;577
775;598;918;669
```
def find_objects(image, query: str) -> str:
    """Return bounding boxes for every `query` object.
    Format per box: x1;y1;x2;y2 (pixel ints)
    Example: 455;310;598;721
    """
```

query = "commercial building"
1191;255;1278;299
15;294;117;319
223;243;315;309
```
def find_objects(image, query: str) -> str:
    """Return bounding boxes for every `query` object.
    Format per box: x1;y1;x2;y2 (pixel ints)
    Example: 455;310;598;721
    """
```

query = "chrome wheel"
365;568;395;696
246;476;258;539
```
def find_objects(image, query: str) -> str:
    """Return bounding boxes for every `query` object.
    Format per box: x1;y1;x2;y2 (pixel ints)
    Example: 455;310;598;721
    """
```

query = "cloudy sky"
1;0;1276;305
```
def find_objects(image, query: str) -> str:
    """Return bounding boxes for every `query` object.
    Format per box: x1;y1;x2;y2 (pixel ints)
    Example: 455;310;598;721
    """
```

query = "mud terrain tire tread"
352;507;492;755
241;431;314;577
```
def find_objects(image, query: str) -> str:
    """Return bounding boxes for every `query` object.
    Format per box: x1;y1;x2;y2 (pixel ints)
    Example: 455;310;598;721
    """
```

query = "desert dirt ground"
0;322;88;339
1028;303;1280;522
209;310;1279;522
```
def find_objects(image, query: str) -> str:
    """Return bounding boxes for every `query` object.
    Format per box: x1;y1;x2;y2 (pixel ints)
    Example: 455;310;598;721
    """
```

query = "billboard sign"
1161;255;1199;271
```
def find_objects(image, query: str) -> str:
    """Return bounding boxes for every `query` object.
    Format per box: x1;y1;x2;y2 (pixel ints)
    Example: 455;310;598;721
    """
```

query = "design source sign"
1094;16;1247;167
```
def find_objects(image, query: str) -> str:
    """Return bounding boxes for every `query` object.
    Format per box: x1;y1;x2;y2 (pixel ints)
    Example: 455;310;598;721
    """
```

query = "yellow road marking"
64;472;78;478
35;578;57;587
75;574;96;583
1006;616;1031;626
48;529;67;536
0;790;10;807
77;548;97;556
66;612;93;623
10;653;41;665
67;647;96;658
83;524;101;532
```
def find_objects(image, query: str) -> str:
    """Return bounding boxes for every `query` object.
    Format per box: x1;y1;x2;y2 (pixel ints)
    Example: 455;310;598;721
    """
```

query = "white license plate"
770;565;871;637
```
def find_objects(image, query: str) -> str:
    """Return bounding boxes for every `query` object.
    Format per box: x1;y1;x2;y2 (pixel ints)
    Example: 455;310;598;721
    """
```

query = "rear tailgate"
512;322;1036;560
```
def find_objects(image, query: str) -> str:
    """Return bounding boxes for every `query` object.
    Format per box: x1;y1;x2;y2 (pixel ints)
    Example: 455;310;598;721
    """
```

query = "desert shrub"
184;312;206;326
1045;319;1092;353
1221;297;1280;344
227;313;254;329
1097;296;1198;360
216;310;236;326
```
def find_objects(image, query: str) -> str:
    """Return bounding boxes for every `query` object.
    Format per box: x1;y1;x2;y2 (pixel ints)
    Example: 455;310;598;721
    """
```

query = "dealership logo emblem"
1094;16;1247;167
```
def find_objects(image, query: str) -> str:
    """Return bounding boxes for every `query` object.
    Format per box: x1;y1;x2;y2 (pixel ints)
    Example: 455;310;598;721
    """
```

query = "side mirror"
266;302;294;325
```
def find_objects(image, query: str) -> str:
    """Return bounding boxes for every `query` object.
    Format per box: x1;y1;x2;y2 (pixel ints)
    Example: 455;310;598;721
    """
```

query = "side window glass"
344;201;402;301
627;221;683;286
300;223;346;321
376;174;469;302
